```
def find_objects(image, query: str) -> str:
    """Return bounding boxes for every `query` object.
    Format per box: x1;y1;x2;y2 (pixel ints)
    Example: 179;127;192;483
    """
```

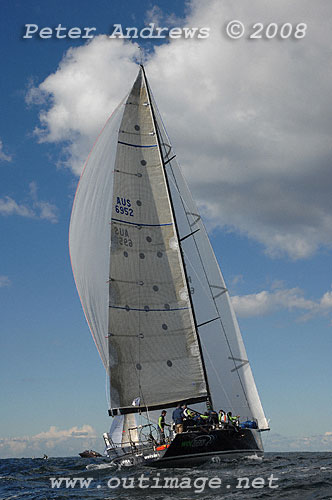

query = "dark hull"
79;450;102;458
149;428;262;467
109;428;263;468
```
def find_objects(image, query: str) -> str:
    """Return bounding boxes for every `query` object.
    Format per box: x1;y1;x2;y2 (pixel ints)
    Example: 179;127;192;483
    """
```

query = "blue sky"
1;0;332;458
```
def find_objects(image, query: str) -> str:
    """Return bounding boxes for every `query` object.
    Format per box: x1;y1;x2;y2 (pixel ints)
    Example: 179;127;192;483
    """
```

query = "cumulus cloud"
27;0;332;259
0;182;58;223
26;38;139;174
0;139;12;162
266;431;332;452
0;425;100;458
33;424;96;440
231;285;332;322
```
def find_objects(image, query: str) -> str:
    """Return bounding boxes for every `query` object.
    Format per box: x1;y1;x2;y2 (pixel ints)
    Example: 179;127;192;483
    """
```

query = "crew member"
208;409;218;425
172;403;184;433
182;404;194;430
218;409;227;426
200;412;210;425
182;404;194;418
158;410;169;443
227;411;240;428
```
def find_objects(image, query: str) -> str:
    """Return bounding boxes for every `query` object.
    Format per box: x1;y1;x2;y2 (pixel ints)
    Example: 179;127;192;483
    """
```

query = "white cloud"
27;0;332;259
145;5;184;28
0;182;58;223
26;37;139;174
266;431;332;452
0;139;12;162
0;275;11;287
0;196;35;218
231;275;244;286
231;286;332;322
28;181;59;223
33;424;96;440
0;425;100;458
2;425;332;457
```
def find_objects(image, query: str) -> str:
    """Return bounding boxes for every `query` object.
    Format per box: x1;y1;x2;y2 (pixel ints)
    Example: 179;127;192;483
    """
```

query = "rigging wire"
156;121;254;415
168;164;253;413
105;368;110;409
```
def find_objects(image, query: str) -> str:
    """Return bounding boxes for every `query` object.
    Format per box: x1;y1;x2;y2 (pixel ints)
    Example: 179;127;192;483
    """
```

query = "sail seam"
111;218;172;227
119;130;155;136
118;140;157;148
109;305;188;312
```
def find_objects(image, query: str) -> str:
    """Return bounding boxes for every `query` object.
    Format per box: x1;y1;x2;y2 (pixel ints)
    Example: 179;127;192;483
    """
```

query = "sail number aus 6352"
115;197;134;216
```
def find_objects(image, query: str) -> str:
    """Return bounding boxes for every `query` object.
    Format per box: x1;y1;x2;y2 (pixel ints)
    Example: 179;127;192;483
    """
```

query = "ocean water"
1;453;332;499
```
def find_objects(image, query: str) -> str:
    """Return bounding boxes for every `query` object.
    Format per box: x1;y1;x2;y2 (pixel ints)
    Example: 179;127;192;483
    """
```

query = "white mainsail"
107;69;207;413
69;66;269;431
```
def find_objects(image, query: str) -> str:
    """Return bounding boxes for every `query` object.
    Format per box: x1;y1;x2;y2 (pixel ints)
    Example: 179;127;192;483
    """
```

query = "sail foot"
109;395;208;416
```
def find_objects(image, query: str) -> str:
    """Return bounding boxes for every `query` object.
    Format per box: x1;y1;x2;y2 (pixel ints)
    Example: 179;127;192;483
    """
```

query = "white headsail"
150;89;269;430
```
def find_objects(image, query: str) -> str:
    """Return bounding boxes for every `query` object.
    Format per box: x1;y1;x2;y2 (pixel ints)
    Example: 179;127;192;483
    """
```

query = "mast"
141;65;213;410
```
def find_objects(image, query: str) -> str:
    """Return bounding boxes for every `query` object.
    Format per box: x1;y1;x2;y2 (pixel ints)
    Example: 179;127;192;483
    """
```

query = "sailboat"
69;65;270;468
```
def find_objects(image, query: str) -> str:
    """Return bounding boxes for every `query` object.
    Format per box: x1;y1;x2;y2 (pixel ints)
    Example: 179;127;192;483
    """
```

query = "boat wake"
86;462;116;471
243;453;263;462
